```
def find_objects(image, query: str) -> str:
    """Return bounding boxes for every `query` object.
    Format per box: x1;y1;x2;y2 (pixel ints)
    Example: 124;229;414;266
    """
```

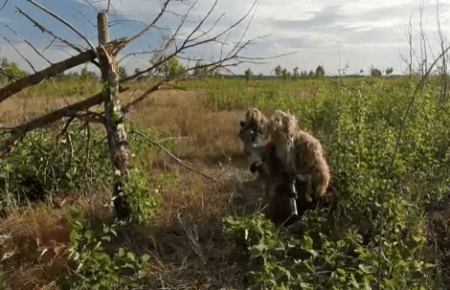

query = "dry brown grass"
0;85;262;289
0;95;81;126
123;89;245;160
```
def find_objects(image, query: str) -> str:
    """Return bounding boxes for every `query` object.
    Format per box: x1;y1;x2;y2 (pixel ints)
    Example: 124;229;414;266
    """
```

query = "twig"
123;0;171;50
25;0;99;59
0;21;52;65
0;0;9;11
122;79;165;112
108;18;146;28
55;116;75;144
131;130;224;185
82;0;97;12
71;5;96;28
106;0;111;13
0;32;36;72
122;75;192;112
42;37;56;53
83;122;91;179
117;48;163;65
16;7;84;54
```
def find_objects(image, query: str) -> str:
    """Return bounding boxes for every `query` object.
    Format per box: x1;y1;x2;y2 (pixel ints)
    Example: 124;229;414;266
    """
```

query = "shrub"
57;210;150;290
0;124;111;211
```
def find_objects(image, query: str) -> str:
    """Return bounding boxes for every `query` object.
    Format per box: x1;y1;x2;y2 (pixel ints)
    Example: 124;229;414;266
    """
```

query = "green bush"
57;210;149;290
0;122;174;222
0;124;111;210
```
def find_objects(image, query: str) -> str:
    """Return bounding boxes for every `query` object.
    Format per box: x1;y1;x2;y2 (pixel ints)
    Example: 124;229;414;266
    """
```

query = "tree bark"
97;12;130;220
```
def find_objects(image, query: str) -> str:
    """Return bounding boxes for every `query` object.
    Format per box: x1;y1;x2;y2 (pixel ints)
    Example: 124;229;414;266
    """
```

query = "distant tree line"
0;55;397;84
271;64;326;80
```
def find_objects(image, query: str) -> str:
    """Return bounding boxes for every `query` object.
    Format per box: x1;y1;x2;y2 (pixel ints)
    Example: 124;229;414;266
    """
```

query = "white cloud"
3;0;450;76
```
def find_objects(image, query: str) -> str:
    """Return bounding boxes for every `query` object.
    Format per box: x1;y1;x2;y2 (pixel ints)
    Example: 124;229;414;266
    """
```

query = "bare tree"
419;1;428;77
402;13;414;75
436;0;449;102
0;0;285;219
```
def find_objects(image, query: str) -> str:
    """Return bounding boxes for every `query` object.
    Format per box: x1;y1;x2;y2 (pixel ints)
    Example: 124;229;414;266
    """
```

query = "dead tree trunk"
97;12;130;220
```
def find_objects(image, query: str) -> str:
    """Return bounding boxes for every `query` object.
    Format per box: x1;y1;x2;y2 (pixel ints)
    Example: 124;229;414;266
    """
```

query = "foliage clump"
57;210;150;290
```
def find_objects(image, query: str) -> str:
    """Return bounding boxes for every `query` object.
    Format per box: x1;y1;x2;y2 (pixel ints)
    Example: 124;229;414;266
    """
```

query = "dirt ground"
0;88;270;289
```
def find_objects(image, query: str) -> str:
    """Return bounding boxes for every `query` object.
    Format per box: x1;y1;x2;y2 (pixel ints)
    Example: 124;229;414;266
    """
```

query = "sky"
0;0;450;76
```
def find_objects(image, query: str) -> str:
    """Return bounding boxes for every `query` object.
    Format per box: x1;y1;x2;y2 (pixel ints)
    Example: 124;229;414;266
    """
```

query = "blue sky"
0;0;450;76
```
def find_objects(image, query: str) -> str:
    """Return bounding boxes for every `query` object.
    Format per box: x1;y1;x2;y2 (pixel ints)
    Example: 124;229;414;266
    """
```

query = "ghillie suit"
268;110;331;204
238;107;271;168
239;108;330;225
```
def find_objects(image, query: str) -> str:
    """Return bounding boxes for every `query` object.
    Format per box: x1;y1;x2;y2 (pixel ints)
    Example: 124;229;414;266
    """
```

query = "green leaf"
117;247;125;257
127;251;136;262
358;264;376;274
101;235;111;242
84;230;94;240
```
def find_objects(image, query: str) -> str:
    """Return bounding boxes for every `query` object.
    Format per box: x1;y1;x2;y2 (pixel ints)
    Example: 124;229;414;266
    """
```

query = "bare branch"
122;0;171;50
16;7;88;56
166;0;199;51
55;116;75;144
182;0;259;50
106;0;111;13
0;32;36;73
0;0;9;12
82;0;98;12
122;79;166;112
71;5;96;28
131;130;224;185
189;12;225;43
43;37;57;53
67;112;105;124
0;38;127;105
117;48;163;64
25;0;99;59
183;0;218;47
121;0;266;82
0;20;52;65
108;19;146;28
437;0;448;102
0;85;128;157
